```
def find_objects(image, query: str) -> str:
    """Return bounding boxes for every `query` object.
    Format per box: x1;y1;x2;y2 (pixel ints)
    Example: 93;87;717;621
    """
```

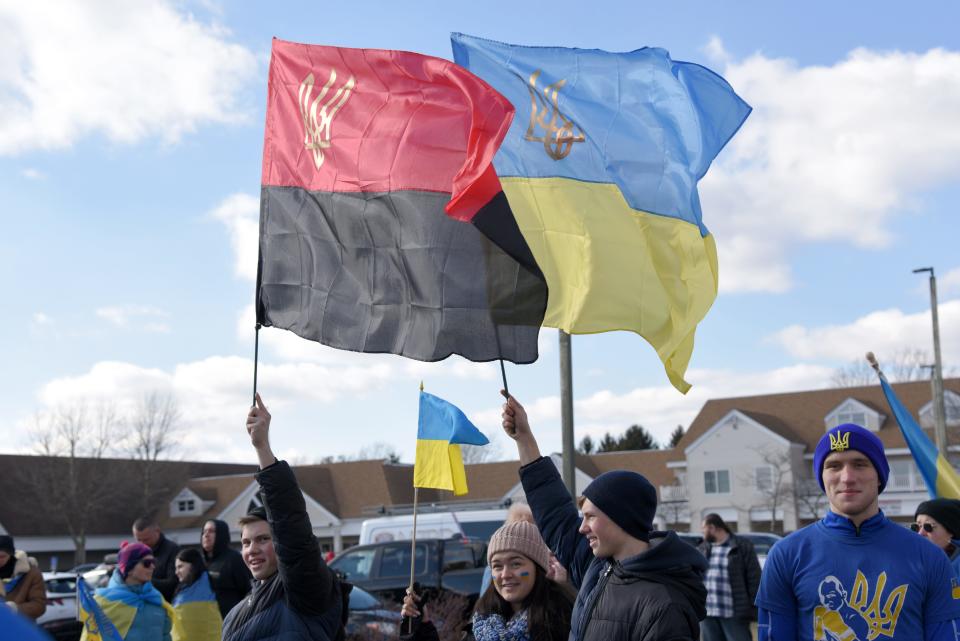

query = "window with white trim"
177;499;196;513
755;465;773;492
704;469;730;494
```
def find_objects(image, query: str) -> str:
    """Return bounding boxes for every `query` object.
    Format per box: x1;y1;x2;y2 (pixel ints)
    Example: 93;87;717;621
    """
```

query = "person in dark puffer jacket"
221;394;343;641
201;519;252;618
697;513;761;641
502;394;707;641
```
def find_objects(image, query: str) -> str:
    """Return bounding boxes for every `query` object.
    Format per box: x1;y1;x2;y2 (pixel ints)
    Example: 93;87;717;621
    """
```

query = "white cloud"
96;304;170;331
20;168;44;179
703;46;960;293
32;312;53;326
772;299;960;364
0;2;258;155
470;364;833;453
211;193;260;282
941;267;960;296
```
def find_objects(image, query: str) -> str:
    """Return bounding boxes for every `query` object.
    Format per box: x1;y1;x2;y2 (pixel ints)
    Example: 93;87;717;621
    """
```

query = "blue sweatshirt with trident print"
755;510;960;641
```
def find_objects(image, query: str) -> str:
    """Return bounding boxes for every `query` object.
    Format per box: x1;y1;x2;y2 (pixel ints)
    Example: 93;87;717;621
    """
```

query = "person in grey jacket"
502;394;707;641
221;394;343;641
697;513;761;641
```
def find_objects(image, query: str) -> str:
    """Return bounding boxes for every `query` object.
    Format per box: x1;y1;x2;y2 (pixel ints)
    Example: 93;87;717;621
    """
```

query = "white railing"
660;484;688;502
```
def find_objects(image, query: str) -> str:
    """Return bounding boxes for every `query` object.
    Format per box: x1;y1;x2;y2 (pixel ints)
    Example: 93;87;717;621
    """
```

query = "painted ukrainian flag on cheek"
451;34;751;393
415;391;489;495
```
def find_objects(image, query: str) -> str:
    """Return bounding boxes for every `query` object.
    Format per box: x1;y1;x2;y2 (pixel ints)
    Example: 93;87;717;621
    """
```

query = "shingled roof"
676;378;960;454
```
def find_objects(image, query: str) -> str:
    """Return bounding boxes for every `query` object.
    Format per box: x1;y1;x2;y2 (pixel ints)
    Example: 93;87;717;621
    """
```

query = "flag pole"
559;330;576;500
252;323;262;405
499;359;510;397
407;381;424;634
407;485;419;634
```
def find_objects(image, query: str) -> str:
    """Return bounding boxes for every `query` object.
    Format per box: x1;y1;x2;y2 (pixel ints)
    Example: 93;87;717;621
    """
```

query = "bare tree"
831;348;931;387
23;403;123;564
794;477;828;524
657;479;691;531
461;432;501;464
126;392;182;515
743;448;794;534
355;442;402;463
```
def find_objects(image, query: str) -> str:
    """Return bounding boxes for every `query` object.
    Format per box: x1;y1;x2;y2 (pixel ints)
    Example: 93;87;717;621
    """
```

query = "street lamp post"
914;267;948;453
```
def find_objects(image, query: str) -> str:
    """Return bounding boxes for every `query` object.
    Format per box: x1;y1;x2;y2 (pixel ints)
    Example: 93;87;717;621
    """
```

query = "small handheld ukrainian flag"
414;391;489;495
77;576;123;641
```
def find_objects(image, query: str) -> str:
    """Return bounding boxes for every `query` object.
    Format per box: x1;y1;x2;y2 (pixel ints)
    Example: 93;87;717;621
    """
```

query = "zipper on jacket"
576;562;615;640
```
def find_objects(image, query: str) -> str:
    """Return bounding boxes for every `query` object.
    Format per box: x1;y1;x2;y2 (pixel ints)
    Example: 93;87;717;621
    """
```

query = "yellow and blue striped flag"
171;572;222;641
878;371;960;499
414;391;489;495
451;34;751;393
77;576;123;641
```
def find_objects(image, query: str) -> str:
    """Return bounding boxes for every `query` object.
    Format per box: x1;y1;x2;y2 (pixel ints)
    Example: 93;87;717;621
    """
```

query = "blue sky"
2;1;959;464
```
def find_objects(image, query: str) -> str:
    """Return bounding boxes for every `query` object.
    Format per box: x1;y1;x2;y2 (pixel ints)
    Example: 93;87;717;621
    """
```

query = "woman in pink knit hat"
401;520;574;641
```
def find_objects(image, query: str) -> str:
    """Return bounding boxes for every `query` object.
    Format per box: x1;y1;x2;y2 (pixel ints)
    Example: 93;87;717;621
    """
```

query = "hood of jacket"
203;519;232;559
614;530;707;620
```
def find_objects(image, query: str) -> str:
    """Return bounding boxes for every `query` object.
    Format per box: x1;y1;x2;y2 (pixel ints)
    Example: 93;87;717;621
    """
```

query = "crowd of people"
5;394;960;641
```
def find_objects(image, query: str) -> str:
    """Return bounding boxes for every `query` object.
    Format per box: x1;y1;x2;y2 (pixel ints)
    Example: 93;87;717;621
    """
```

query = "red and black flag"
256;39;546;363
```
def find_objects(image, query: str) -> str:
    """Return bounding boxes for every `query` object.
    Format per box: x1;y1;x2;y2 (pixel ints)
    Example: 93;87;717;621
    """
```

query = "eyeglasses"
139;558;156;568
911;522;936;533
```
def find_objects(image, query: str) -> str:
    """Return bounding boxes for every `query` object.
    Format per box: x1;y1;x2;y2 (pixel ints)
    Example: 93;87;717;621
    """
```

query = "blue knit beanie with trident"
813;423;890;493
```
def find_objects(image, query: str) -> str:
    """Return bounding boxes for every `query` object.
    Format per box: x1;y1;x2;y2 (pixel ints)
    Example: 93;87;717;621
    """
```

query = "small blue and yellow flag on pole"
77;576;123;641
877;370;960;499
451;33;751;393
415;391;489;495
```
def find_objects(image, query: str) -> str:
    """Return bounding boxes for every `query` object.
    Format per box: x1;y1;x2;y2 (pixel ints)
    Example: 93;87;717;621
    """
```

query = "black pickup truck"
329;536;487;605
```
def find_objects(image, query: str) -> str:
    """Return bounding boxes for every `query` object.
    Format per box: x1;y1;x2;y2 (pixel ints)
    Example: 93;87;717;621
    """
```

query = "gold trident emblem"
524;70;585;160
830;431;851;452
298;70;355;170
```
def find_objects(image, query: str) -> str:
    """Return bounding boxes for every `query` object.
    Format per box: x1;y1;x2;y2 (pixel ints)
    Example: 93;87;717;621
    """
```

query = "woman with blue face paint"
401;520;575;641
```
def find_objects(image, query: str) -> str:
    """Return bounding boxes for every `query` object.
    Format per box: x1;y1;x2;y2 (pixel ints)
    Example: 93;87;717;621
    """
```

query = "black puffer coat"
521;456;707;641
221;460;342;641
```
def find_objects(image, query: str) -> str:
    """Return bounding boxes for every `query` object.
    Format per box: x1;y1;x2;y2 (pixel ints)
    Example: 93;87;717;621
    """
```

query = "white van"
359;509;508;545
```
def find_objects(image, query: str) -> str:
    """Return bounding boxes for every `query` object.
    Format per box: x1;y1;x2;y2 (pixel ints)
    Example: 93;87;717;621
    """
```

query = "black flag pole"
499;358;510;398
252;323;262;406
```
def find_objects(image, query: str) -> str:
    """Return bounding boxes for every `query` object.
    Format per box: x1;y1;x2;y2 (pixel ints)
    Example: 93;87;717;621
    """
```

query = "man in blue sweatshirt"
756;423;960;640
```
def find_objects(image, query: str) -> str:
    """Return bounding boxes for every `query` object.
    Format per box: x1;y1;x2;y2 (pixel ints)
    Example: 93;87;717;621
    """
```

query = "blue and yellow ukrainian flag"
77;576;123;641
414;391;489;495
451;34;751;392
878;371;960;499
171;572;222;641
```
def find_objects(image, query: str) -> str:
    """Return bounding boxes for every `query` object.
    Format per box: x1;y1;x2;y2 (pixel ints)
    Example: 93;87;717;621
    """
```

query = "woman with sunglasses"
914;498;960;579
400;520;575;641
82;542;175;641
171;548;222;641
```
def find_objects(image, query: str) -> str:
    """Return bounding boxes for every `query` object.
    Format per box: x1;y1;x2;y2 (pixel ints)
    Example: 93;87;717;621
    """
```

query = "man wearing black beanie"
502;394;707;641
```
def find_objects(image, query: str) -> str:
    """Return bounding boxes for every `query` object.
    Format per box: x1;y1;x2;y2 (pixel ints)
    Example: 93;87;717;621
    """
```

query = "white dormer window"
825;399;883;432
170;488;206;517
920;391;960;428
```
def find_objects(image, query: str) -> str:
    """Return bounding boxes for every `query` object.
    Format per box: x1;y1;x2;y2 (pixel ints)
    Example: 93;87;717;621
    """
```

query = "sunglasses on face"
911;522;936;533
139;558;156;568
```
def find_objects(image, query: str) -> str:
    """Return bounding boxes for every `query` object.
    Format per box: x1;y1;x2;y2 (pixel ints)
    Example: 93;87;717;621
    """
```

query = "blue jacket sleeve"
757;607;797;641
924;618;960;640
518;456;593;588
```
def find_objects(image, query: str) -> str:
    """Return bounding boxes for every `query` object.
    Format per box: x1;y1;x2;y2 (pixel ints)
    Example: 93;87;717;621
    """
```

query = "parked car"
330;536;487;604
38;572;82;641
346;585;401;640
676;531;783;568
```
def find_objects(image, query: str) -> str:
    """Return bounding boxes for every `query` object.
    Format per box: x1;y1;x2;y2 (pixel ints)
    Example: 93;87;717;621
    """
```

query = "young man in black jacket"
502;394;707;641
201;519;252;618
221;394;343;641
697;513;761;641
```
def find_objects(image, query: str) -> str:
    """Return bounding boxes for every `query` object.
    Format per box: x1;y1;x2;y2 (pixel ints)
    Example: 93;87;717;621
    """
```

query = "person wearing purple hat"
83;541;174;641
501;394;707;641
756;423;960;641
